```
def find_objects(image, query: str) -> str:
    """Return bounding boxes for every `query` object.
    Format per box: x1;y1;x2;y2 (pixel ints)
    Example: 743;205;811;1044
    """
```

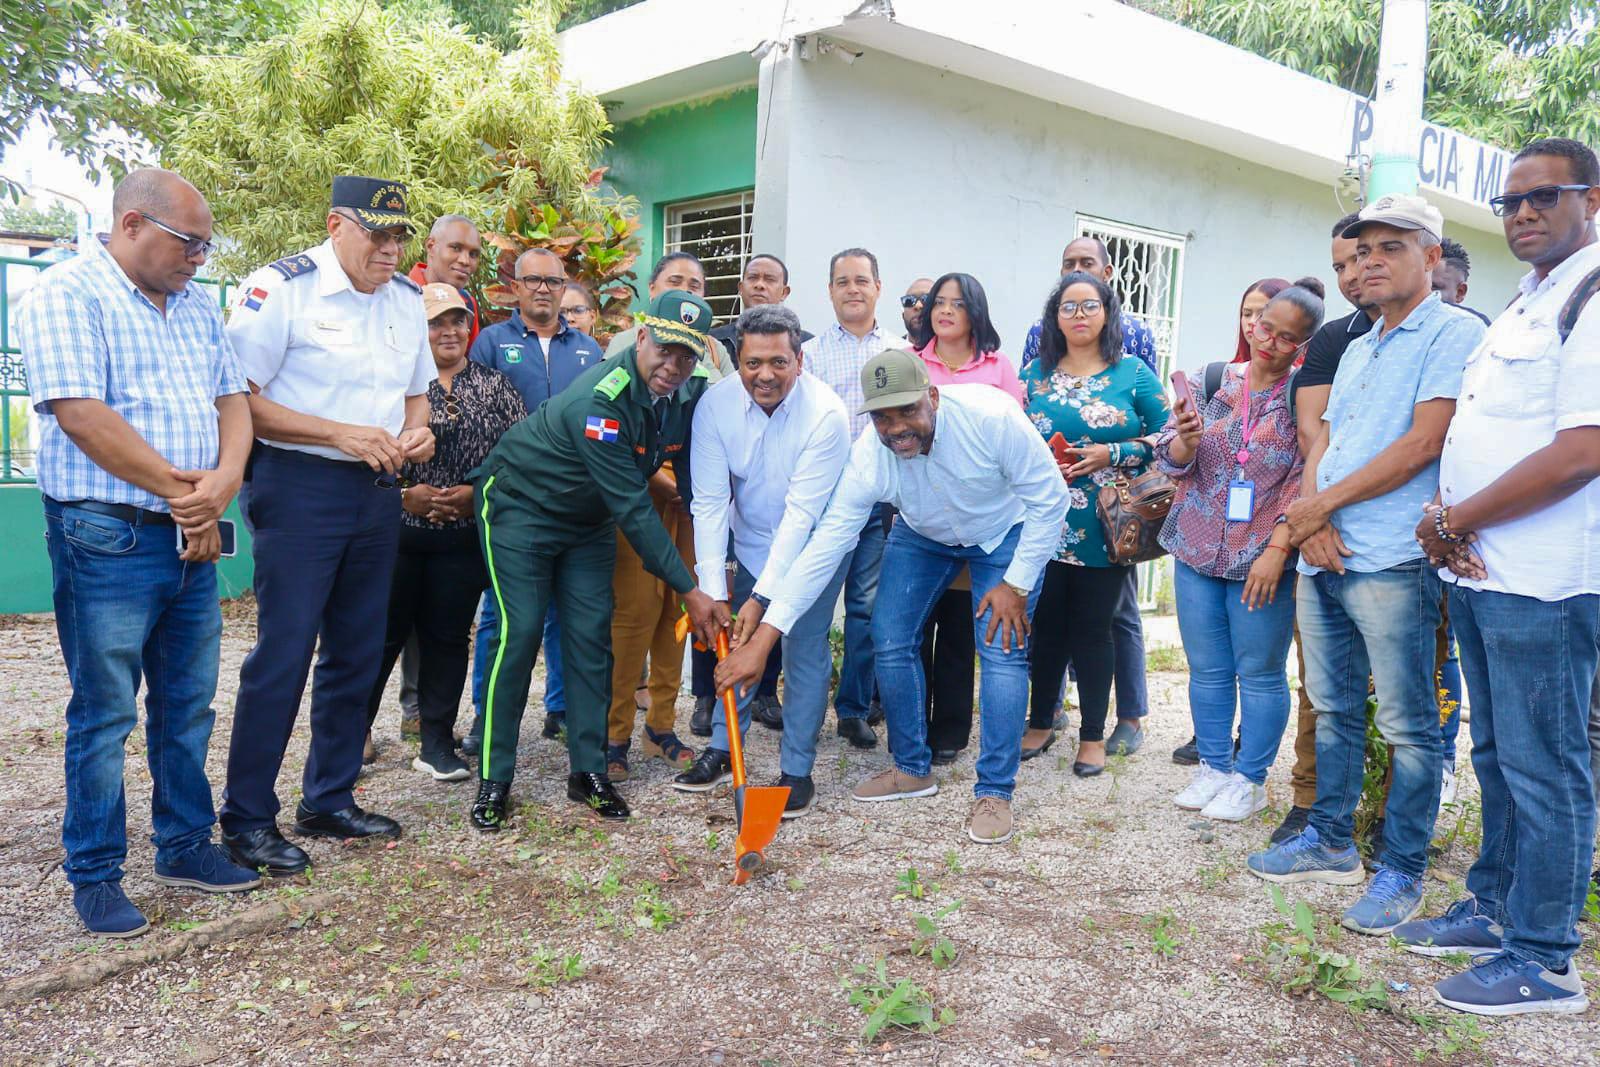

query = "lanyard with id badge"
1227;370;1285;523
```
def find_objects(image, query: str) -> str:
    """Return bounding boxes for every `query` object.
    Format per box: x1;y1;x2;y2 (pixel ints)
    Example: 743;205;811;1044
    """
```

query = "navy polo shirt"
468;310;604;411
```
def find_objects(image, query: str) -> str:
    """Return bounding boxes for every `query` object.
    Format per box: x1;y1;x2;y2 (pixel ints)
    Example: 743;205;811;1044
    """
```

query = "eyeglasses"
1058;299;1104;318
1488;184;1593;217
898;294;928;309
1249;320;1309;355
139;213;216;259
333;211;411;247
518;274;566;291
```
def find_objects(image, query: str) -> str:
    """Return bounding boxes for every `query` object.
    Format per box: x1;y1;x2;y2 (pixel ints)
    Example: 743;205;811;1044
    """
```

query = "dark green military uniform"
474;344;708;782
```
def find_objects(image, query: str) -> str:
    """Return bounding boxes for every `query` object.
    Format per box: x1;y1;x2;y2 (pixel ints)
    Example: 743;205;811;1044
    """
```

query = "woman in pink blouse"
1153;285;1323;824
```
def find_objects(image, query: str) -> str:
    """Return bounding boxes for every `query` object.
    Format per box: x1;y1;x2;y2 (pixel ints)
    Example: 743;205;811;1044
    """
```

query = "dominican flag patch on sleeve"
584;416;620;442
241;287;270;311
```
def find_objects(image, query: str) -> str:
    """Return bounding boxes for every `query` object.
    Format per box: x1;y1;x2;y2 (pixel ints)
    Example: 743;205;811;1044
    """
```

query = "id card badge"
1226;480;1256;523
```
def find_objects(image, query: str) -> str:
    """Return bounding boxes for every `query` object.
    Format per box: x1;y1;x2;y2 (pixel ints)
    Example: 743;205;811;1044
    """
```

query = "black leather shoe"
866;700;885;726
541;713;565;740
837;717;877;749
690;696;714;738
753;694;784;731
222;827;310;876
459;732;482;758
471;778;510;832
1270;805;1312;846
672;748;732;793
567;772;629;820
1072;760;1105;778
293;803;402;842
930;748;962;766
1171;735;1199;765
778;773;815;818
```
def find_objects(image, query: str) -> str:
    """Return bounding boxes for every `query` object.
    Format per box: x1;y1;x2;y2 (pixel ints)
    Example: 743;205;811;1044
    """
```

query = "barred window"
663;190;754;324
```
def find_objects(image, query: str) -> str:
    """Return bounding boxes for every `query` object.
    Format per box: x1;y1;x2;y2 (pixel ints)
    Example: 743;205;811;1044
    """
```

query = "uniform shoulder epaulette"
594;365;631;401
690;363;710;379
392;273;421;293
266;254;318;281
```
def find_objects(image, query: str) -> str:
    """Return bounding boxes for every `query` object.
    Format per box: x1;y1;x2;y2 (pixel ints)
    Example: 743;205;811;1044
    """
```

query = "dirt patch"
0;602;1594;1064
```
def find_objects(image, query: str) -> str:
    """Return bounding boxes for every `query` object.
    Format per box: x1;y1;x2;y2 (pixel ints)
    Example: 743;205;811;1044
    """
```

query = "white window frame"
1074;214;1189;611
663;190;755;323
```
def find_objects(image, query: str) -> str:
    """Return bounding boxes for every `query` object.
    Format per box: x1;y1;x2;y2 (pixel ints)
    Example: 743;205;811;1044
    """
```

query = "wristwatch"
1005;582;1030;598
751;592;772;609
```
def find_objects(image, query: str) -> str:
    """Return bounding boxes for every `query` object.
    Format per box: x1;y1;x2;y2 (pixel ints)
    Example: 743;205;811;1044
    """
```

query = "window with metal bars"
1074;214;1187;381
662;190;755;324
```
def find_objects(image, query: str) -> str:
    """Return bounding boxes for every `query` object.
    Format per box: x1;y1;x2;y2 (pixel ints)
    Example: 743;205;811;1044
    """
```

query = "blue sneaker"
155;842;263;893
1434;952;1589;1016
1246;825;1364;885
73;882;150;938
1341;867;1424;934
1392;897;1503;958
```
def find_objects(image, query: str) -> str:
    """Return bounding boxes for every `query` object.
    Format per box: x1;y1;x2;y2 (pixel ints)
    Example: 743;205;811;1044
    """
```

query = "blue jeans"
834;504;889;720
872;522;1038;800
1298;561;1443;878
43;500;222;887
1112;566;1149;718
472;596;563;724
712;555;852;776
1173;562;1296;784
1452;586;1598;970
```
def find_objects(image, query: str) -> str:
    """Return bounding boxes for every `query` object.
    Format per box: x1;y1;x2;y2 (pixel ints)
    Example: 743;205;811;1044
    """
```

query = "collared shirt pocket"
1470;325;1560;418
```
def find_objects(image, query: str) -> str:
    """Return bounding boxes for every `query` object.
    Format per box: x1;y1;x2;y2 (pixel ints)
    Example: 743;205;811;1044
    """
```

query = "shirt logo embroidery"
585;416;620;442
502;344;522;365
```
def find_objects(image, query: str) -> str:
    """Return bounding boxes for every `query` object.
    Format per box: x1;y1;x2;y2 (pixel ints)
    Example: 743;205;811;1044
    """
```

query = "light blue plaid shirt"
18;238;248;510
801;320;906;438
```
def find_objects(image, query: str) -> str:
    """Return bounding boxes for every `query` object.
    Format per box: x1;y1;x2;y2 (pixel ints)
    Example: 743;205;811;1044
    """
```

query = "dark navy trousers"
221;446;400;832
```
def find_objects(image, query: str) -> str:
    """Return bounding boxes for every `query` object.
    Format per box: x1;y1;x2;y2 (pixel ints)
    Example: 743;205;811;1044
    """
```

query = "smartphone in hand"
1170;370;1198;413
175;519;237;559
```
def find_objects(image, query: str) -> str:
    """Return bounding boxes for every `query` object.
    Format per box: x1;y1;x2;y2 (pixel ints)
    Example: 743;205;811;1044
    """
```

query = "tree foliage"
108;0;628;279
1169;0;1600;149
0;0;298;181
0;201;81;238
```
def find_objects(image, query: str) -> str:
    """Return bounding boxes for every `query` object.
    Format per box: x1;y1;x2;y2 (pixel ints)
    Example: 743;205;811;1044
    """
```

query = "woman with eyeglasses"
560;282;599;337
1020;272;1170;776
1153;286;1323;821
1229;278;1291;363
364;284;528;781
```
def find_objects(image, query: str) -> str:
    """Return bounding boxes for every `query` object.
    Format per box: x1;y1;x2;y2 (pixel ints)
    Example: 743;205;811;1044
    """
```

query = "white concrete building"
560;0;1524;374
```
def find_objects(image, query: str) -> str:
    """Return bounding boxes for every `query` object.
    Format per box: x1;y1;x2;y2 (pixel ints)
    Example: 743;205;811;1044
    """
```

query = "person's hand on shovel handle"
716;623;781;700
683;588;726;651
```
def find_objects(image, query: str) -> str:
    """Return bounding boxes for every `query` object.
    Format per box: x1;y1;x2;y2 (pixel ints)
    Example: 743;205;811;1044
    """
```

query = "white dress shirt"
226;240;433;460
802;320;907;439
765;384;1069;634
690;372;852;602
1438;240;1600;601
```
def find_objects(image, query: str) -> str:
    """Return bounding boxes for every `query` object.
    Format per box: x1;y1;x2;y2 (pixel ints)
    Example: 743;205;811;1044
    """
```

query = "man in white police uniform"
220;176;436;875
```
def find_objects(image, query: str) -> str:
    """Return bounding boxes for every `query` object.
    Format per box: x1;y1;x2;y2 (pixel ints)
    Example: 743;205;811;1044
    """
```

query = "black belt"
252;444;367;472
47;497;175;526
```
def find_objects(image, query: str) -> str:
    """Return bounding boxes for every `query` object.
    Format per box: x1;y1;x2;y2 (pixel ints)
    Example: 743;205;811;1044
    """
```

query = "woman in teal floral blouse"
1019;272;1170;775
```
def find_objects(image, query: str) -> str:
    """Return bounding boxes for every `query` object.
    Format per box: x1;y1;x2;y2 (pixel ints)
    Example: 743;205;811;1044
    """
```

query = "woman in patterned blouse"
1020;273;1169;776
364;285;529;782
1153;286;1323;823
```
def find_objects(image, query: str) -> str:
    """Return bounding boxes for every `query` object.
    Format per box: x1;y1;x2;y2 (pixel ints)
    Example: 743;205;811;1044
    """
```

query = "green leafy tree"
107;0;625;279
0;201;81;238
1167;0;1600;148
0;0;299;180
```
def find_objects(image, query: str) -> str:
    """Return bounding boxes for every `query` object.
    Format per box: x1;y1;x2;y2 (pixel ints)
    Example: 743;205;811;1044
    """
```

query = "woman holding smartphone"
1020;272;1169;776
1154;285;1322;821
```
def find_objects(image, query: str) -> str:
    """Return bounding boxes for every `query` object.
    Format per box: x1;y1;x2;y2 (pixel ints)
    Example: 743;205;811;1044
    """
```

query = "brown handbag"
1097;468;1175;565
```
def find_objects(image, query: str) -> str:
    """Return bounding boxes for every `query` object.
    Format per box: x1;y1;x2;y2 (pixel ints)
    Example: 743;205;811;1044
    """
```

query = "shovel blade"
731;784;789;884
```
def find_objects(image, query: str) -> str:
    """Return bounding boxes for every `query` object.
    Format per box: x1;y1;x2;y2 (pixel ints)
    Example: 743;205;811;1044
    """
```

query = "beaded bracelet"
1433;505;1467;545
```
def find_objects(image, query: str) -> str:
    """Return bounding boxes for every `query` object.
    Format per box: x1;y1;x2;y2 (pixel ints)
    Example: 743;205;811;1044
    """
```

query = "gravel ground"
0;600;1596;1066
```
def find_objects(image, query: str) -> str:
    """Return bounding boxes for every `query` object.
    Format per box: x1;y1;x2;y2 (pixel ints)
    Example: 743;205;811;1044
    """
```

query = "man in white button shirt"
672;305;852;816
801;248;906;749
717;349;1068;844
1397;138;1600;1017
220;176;436;876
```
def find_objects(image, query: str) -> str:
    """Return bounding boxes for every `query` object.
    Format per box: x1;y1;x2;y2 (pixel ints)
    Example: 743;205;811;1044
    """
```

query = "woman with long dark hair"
1020;272;1169;776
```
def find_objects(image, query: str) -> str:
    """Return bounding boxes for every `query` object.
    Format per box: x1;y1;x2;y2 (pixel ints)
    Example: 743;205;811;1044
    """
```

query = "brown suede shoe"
851;767;938;803
968;796;1014;844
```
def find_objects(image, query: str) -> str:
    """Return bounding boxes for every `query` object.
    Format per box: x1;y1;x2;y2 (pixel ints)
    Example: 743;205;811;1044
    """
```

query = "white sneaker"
1202;772;1268;822
1174;764;1231;810
1440;765;1458;806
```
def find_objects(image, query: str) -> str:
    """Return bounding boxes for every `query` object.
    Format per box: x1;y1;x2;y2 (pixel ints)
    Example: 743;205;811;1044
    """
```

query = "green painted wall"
602;87;757;303
0;486;255;615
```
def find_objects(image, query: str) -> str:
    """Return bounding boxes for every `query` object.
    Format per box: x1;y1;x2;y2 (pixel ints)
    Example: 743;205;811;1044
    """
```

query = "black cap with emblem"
331;176;413;233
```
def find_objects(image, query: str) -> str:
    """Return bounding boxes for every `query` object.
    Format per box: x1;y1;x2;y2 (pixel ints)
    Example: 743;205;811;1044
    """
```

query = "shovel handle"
714;630;750;790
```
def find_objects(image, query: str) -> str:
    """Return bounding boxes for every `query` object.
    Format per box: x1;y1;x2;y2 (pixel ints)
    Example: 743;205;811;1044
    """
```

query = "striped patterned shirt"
801;320;906;438
18;238;247;510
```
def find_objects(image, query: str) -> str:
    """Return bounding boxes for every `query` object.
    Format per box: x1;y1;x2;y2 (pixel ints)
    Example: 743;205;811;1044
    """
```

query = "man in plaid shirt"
19;168;260;939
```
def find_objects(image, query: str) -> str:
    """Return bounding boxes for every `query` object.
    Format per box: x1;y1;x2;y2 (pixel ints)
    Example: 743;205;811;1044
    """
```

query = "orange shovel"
677;616;790;883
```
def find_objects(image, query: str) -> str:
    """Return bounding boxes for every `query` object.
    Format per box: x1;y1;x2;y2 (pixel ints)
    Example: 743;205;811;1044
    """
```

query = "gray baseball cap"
858;348;932;415
1343;193;1444;240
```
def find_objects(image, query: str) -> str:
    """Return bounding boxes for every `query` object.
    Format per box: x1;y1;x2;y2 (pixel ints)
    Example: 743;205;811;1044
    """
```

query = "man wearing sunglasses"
19;167;261;937
220;176;437;877
1396;137;1600;1017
